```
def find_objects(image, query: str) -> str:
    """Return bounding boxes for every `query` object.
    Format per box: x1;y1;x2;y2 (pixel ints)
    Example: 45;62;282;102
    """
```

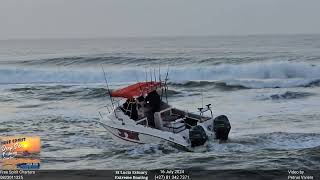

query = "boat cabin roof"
111;81;161;99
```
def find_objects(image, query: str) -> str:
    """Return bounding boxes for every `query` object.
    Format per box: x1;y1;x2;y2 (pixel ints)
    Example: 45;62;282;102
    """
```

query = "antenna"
200;68;205;117
201;87;204;109
201;69;204;109
101;65;117;118
164;65;169;103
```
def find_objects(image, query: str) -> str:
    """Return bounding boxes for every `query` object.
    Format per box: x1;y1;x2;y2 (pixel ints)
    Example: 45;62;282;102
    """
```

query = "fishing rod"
153;68;157;83
159;65;164;101
101;65;118;118
158;64;162;98
150;69;153;83
164;65;169;103
145;67;148;83
134;71;144;100
158;64;161;83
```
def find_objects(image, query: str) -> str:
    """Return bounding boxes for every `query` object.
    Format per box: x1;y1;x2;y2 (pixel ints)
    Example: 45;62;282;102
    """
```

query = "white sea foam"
1;61;320;88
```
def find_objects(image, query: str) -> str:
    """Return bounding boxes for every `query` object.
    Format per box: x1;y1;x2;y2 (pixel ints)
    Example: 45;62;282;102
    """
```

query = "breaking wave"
1;61;320;89
256;91;315;100
169;81;247;90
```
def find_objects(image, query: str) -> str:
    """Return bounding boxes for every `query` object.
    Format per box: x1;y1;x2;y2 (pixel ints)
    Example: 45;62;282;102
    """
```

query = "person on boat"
121;99;130;114
121;98;138;120
144;89;161;127
136;96;146;119
130;102;138;120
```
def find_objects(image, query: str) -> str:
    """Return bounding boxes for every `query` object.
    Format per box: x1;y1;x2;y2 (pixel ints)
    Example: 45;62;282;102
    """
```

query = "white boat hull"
98;108;221;151
99;120;193;151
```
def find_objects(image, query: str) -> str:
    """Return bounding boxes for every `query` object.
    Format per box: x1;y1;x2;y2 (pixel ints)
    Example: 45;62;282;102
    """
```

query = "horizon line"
1;32;320;41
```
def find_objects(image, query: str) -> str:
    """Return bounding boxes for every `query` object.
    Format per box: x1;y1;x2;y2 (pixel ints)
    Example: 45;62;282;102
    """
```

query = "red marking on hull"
118;129;140;141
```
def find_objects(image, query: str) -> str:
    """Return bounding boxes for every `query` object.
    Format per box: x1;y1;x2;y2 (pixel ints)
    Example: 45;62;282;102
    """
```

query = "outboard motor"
213;115;231;141
189;125;208;147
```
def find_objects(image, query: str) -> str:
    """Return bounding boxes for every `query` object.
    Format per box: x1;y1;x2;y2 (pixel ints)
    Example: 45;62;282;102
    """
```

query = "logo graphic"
0;136;40;170
118;129;140;141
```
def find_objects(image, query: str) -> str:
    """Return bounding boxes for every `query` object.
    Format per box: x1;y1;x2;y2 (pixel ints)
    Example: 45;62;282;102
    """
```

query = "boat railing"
136;117;148;126
198;104;214;121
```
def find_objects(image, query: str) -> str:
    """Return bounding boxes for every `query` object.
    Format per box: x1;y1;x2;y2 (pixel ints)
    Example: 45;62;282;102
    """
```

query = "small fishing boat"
98;80;231;151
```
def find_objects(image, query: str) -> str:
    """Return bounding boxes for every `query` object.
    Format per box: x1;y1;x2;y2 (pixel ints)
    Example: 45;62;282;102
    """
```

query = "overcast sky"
1;0;320;39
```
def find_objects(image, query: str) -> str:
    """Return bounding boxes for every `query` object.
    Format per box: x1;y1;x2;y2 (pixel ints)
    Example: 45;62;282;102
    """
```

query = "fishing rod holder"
198;104;214;121
198;104;212;113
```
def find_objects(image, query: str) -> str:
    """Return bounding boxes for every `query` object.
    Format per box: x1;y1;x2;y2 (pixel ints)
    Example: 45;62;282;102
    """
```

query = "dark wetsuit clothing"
145;90;161;127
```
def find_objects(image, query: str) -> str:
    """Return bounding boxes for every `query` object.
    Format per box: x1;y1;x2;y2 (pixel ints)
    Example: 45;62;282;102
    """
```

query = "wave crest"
256;91;315;100
1;61;320;89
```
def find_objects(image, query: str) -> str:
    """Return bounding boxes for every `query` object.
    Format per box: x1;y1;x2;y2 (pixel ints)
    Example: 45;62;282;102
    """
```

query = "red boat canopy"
111;82;161;98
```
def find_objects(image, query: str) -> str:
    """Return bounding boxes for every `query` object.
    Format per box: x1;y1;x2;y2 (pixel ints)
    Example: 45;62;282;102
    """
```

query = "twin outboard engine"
189;125;208;147
213;115;231;141
189;114;231;147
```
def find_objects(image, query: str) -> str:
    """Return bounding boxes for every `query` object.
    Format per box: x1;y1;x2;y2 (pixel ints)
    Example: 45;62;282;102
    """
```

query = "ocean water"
0;35;320;170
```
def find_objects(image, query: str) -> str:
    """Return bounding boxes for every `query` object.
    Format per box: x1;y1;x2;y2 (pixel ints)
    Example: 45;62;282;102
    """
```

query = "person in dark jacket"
145;90;161;127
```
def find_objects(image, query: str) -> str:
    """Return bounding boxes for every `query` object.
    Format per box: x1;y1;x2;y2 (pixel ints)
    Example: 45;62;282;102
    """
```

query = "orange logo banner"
1;136;40;170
